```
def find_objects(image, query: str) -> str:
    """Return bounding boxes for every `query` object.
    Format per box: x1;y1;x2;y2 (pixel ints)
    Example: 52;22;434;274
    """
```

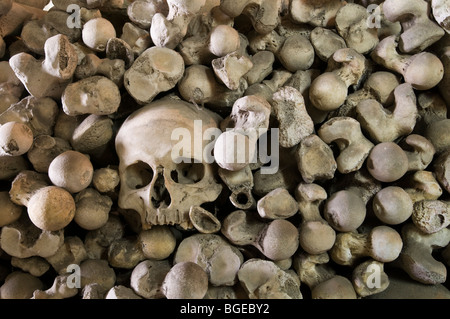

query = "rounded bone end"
373;186;413;225
73;188;112;231
0;271;43;299
162;261;209;299
311;276;357;299
178;65;217;105
138;225;177;260
366;142;409;183
209;25;240;57
309;72;348;111
82;17;117;52
0;122;34;156
48;150;94;194
299;220;336;255
260;219;299;261
324;190;366;232
213;130;256;171
404;52;444;90
369;226;403;263
278;35;315;72
27;186;76;232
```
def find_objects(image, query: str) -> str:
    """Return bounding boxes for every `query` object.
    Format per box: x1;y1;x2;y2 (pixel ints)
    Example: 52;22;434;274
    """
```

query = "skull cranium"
115;98;223;229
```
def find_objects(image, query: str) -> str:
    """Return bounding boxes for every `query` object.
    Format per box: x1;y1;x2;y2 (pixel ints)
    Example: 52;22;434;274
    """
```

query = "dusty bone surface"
0;0;449;301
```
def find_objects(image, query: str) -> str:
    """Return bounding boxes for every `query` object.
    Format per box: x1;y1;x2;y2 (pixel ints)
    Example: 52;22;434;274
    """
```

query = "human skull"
115;98;223;230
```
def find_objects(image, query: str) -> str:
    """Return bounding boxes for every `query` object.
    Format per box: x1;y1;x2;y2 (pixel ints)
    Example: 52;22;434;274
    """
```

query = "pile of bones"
0;0;449;299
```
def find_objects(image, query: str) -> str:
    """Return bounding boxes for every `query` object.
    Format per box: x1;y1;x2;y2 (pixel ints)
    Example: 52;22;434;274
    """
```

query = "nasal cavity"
151;171;171;209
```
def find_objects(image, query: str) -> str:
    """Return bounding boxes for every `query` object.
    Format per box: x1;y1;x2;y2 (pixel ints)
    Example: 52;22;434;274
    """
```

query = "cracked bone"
9;34;78;99
124;46;185;105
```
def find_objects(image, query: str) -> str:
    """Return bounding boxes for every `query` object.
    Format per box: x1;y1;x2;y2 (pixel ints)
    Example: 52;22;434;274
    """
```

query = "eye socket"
170;162;205;184
124;161;154;189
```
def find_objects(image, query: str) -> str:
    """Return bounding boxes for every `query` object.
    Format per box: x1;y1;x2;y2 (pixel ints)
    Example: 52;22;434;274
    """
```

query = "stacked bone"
0;0;449;300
